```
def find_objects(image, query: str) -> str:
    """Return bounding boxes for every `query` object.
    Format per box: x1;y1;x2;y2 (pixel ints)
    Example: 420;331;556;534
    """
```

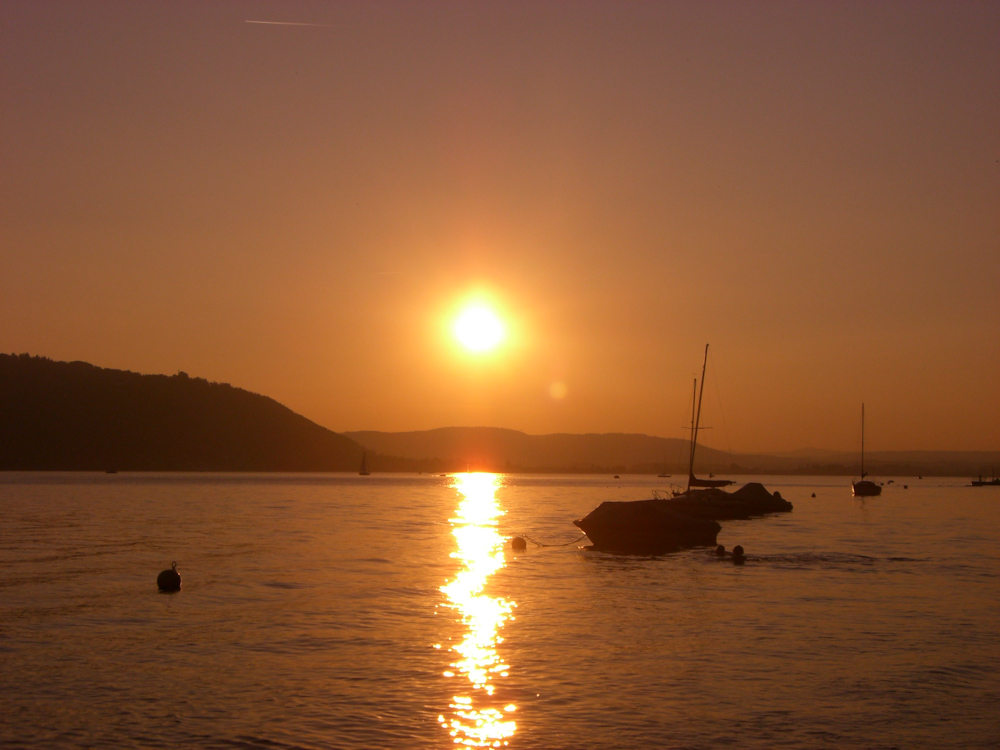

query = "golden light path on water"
438;473;517;747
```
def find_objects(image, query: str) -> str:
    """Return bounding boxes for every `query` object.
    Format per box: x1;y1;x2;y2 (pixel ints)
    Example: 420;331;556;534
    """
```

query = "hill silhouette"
347;427;1000;477
346;427;742;474
3;354;995;476
0;354;366;471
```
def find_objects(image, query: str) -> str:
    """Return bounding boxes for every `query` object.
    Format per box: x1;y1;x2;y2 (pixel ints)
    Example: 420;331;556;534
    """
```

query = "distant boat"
359;453;370;476
574;345;789;554
851;404;881;497
970;470;1000;487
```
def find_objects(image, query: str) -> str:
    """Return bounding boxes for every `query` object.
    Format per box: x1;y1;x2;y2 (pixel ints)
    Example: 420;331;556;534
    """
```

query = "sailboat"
851;404;881;497
572;344;790;554
359;452;370;476
679;344;734;492
970;470;1000;487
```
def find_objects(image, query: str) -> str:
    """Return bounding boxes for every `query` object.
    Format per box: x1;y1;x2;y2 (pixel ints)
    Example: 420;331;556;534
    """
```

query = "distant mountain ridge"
2;354;995;476
347;427;1000;477
345;427;734;474
0;354;365;471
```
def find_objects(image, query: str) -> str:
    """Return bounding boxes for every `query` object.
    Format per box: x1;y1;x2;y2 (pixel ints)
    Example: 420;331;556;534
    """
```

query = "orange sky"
2;1;998;453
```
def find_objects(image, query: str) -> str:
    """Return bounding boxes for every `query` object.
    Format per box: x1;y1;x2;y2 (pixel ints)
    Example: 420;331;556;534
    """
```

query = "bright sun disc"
454;306;504;352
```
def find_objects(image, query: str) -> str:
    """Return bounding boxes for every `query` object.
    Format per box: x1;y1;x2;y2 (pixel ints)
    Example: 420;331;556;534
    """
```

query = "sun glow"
454;306;504;352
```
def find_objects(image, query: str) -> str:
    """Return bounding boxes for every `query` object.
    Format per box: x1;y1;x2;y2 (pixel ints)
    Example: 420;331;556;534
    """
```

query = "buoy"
732;545;745;565
903;485;908;489
811;492;816;498
511;536;527;551
715;544;726;557
157;561;181;592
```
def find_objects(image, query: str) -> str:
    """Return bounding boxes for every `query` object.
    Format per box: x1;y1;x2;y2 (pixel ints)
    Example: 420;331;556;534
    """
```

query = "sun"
454;305;504;352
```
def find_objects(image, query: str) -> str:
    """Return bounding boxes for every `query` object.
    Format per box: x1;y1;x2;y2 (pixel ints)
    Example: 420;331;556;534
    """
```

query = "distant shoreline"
3;355;995;477
0;469;990;480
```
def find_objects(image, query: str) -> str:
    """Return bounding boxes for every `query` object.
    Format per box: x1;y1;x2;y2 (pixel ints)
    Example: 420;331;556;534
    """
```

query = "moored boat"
573;345;791;554
851;404;881;497
574;482;792;554
970;471;1000;487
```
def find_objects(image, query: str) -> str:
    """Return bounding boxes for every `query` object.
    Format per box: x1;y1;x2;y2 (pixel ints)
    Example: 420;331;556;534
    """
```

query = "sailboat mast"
687;344;710;492
861;403;865;479
686;377;697;491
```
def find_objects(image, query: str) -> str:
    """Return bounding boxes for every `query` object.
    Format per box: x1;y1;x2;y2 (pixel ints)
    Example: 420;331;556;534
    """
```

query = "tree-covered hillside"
0;354;365;471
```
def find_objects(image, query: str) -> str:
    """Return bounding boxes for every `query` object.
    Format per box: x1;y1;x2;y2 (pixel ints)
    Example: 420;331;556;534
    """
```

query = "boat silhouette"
970;470;999;487
574;482;791;554
574;345;790;554
851;404;881;497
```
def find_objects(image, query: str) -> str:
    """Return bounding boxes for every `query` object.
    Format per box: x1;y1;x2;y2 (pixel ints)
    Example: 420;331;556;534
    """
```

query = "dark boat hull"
852;480;881;497
574;498;721;554
687;473;735;488
574;483;792;554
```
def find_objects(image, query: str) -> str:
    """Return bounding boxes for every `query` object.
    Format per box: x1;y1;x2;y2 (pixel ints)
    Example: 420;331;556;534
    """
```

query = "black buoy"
157;561;181;592
511;536;527;551
732;545;745;565
715;544;726;557
811;492;816;498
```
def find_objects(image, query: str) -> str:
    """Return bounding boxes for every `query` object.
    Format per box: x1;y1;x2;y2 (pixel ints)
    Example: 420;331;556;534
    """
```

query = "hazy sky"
2;1;998;453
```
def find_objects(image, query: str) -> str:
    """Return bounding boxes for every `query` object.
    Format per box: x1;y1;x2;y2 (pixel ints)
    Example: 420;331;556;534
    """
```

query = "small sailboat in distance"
359;452;370;476
851;404;881;497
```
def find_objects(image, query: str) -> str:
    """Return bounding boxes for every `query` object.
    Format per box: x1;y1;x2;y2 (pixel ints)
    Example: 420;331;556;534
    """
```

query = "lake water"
1;472;997;749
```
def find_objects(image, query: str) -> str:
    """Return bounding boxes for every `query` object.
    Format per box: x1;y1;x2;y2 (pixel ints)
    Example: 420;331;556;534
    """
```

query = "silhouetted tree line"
0;354;367;471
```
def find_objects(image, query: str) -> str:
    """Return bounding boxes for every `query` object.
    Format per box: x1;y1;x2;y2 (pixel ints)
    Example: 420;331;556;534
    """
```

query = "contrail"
245;20;335;27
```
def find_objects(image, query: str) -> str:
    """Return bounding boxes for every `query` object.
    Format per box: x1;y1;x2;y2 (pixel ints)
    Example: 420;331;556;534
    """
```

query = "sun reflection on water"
438;473;517;747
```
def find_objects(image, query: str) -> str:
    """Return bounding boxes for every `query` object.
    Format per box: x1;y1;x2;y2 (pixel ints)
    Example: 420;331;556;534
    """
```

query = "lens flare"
438;473;517;747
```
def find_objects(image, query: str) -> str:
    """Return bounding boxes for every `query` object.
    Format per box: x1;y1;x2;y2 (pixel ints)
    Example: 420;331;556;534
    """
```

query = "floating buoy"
903;485;908;489
732;545;745;565
811;492;816;498
510;536;527;551
157;561;181;592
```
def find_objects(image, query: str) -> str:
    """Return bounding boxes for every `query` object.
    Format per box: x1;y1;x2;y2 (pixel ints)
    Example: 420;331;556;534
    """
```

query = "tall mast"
686;377;697;491
861;403;866;479
687;344;710;492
